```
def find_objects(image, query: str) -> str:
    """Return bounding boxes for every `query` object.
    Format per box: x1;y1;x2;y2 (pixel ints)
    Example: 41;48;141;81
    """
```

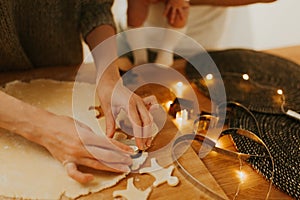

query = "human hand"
85;24;156;150
164;0;190;25
97;80;157;150
38;114;133;184
0;90;133;184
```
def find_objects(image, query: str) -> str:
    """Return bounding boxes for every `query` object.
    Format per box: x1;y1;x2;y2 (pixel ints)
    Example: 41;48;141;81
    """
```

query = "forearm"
0;90;133;183
189;0;276;6
85;25;120;84
0;91;53;144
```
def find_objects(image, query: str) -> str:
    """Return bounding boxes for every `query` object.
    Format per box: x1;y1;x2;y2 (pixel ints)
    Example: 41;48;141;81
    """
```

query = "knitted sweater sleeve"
80;0;116;40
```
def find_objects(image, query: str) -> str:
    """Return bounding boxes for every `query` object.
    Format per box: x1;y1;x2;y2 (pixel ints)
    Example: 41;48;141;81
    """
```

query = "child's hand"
164;0;189;25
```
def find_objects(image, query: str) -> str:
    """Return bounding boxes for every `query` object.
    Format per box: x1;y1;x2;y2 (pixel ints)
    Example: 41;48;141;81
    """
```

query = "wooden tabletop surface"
1;46;299;200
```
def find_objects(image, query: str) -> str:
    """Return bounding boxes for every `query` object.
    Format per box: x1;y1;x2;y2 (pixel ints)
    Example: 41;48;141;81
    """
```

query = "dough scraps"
113;177;152;200
0;79;127;199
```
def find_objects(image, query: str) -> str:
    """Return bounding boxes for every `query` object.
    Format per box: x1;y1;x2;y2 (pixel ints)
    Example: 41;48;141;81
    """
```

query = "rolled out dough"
113;177;152;200
0;79;127;199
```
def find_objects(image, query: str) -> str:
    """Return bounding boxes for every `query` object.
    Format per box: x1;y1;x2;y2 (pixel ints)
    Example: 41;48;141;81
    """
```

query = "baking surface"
1;46;299;199
77;115;228;200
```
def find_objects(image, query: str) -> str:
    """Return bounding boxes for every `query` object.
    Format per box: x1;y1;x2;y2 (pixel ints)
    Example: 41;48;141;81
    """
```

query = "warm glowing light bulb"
277;89;283;95
206;74;213;80
175;82;185;97
242;74;249;80
176;82;183;87
182;109;188;121
165;100;173;111
215;140;223;148
176;111;182;119
175;111;183;128
237;171;246;183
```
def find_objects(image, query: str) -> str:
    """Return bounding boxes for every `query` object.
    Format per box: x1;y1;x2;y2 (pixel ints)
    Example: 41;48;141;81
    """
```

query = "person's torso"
0;0;83;71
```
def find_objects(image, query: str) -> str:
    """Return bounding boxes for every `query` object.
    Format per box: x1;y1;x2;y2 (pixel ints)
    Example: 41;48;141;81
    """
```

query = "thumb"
65;162;94;184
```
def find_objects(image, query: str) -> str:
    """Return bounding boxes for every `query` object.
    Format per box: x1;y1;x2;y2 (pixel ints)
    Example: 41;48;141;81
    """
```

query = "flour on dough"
0;79;127;199
113;177;152;200
139;158;179;187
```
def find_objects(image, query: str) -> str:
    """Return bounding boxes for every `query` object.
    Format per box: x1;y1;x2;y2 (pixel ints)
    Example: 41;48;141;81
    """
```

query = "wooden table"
1;46;299;200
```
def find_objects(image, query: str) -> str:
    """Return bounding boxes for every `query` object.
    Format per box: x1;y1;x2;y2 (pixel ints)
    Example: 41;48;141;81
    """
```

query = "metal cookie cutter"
193;114;219;135
118;138;143;159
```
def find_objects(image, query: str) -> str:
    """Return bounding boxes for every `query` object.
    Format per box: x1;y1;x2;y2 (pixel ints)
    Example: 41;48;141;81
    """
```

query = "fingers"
86;146;132;165
64;162;94;184
98;81;156;150
63;135;133;183
164;0;189;26
135;136;153;150
165;6;177;25
64;159;131;184
110;138;135;153
143;95;159;110
168;8;185;25
128;102;144;149
136;101;153;138
128;98;154;150
78;158;131;173
177;8;184;20
163;3;172;17
82;128;134;154
170;8;177;24
105;111;116;138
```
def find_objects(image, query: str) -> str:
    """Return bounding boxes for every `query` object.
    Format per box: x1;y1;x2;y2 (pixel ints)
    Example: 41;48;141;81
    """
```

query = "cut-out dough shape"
131;152;148;171
139;158;179;187
113;177;152;200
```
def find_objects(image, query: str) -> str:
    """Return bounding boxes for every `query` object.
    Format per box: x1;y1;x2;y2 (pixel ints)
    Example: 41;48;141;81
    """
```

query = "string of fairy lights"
164;70;297;199
204;72;300;120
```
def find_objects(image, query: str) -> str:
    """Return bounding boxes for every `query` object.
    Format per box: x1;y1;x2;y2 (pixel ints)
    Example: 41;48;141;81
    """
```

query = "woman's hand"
97;78;157;150
85;24;156;150
0;91;133;184
38;114;134;184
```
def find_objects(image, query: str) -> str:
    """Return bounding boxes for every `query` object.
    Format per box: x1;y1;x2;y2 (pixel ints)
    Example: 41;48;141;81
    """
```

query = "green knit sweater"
0;0;115;71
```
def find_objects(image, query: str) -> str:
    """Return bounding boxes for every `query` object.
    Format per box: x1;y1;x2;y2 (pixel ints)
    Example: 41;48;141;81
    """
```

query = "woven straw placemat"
227;105;300;199
185;49;300;199
186;49;300;114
